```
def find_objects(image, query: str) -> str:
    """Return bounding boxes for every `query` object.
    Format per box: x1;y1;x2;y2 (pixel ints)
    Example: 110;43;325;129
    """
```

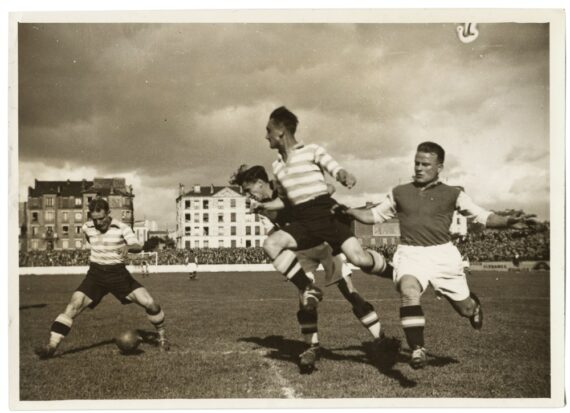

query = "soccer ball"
115;330;142;354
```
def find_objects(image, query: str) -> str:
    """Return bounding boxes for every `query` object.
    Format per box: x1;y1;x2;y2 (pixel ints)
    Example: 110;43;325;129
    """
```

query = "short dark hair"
417;141;445;163
88;197;110;213
270;106;299;135
229;164;269;187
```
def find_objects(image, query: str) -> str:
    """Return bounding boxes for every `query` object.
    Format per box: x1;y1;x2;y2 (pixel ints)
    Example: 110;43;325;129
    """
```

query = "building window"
231;240;237;248
203;227;209;236
32;227;39;236
203;200;209;209
204;240;209;248
246;226;251;235
255;214;260;222
31;212;38;222
194;200;200;209
255;226;261;236
217;199;224;209
245;240;251;248
231;226;236;236
62;212;69;222
185;213;191;222
75;212;82;221
185;226;191;236
75;226;81;235
185;200;191;209
31;240;38;250
75;240;82;249
62;225;69;236
255;240;260;247
219;239;224;248
87;196;94;204
231;213;236;223
218;213;224;223
203;213;209;223
62;239;69;249
194;213;200;222
45;211;54;222
45;197;54;207
75;197;82;207
185;241;191;249
194;226;200;235
230;199;236;208
218;226;224;236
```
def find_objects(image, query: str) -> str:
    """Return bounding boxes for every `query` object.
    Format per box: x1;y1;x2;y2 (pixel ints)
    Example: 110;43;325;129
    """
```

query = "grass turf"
19;270;550;399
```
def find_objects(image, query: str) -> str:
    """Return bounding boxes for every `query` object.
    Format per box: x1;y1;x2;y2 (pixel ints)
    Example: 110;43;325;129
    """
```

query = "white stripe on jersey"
273;143;343;206
82;218;138;266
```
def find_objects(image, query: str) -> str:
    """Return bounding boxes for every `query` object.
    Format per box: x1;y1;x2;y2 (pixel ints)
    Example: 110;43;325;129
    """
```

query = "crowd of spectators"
19;226;550;267
455;226;550;262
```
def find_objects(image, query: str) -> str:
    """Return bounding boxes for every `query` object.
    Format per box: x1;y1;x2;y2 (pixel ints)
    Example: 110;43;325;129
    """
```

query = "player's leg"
35;291;94;359
296;305;320;374
127;287;170;351
263;228;322;309
430;243;483;330
397;275;428;369
339;237;394;278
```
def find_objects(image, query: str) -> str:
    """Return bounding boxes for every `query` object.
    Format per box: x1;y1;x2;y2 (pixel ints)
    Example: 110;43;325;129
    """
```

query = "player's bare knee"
66;293;88;317
398;277;422;306
263;236;282;257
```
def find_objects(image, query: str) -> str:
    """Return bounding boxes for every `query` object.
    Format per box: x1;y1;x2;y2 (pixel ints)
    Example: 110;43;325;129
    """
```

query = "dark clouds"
18;23;551;226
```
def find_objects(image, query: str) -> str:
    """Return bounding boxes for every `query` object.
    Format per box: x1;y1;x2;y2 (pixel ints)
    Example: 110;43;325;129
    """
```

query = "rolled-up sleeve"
456;191;492;225
370;191;397;224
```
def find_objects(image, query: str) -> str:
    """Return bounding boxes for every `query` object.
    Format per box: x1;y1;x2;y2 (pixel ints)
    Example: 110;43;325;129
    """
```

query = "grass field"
18;270;550;400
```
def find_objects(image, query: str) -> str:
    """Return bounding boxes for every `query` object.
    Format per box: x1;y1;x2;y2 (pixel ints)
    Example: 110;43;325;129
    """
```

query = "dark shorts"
76;263;143;308
281;195;354;255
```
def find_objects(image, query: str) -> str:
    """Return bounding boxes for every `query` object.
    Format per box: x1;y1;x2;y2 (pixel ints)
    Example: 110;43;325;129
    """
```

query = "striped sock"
146;306;166;338
400;305;425;348
49;313;73;348
297;309;319;346
273;250;312;290
363;249;387;276
351;296;381;339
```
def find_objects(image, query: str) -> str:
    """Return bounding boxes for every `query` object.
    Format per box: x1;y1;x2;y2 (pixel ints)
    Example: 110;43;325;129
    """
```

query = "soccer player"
258;106;391;310
35;198;170;359
340;141;536;369
141;259;150;277
231;164;399;374
186;254;198;281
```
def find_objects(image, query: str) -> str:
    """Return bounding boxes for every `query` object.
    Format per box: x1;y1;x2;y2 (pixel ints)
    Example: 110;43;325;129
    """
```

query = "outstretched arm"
486;212;538;229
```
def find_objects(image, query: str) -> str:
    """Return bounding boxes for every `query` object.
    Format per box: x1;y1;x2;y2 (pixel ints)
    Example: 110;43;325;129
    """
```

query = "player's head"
230;164;273;201
414;141;445;185
266;106;298;149
89;198;111;232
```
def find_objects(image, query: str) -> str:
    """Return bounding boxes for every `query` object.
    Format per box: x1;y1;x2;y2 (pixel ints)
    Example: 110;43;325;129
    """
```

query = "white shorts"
295;244;345;284
187;263;197;272
392;242;470;301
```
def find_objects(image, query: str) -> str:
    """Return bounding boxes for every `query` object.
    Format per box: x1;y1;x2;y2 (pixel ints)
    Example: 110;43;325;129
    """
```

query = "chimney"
57;185;61;194
179;183;185;196
193;185;200;193
81;179;87;191
210;184;214;194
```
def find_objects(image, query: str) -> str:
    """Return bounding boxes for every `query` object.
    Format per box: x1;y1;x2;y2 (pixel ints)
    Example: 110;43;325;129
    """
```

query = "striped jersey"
272;142;342;206
82;218;139;266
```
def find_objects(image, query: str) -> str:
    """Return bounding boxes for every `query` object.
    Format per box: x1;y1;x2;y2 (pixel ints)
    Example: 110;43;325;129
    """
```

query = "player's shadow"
19;303;47;310
239;335;418;387
57;339;116;356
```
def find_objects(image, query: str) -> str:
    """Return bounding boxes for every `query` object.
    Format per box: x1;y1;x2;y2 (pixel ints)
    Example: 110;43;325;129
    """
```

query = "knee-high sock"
49;314;73;348
273;250;312;290
297;308;319;346
362;249;389;276
146;306;166;338
400;305;425;348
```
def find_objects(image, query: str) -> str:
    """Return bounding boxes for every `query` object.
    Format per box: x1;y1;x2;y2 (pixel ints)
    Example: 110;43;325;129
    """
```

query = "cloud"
17;22;551;226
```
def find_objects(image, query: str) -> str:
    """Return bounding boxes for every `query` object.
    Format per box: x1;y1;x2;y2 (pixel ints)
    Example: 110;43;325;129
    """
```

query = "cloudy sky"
18;22;550;229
